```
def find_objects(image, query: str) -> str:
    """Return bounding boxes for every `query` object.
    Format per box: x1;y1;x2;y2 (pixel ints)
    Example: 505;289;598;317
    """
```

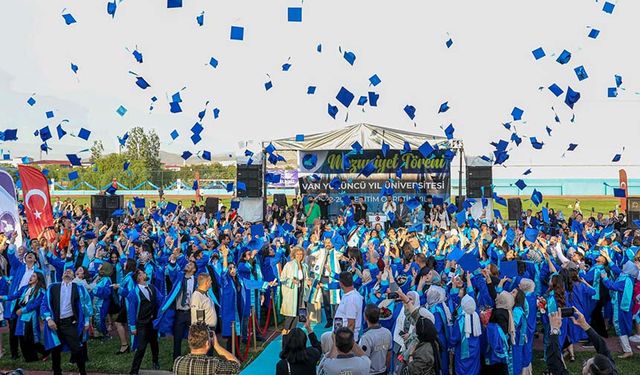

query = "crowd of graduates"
0;194;638;375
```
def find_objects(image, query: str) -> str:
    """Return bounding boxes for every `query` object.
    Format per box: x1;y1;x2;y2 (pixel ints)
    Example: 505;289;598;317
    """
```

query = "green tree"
125;127;161;183
90;140;104;163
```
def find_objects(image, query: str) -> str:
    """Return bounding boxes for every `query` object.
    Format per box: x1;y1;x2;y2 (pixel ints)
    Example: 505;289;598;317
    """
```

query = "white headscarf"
461;295;481;338
426;286;451;324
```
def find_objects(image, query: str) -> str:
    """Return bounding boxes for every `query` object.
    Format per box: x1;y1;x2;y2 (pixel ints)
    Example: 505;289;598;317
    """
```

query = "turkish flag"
18;165;54;240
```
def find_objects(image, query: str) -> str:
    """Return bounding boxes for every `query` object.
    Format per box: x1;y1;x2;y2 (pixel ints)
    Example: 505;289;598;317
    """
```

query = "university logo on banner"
17;165;54;240
0;170;23;246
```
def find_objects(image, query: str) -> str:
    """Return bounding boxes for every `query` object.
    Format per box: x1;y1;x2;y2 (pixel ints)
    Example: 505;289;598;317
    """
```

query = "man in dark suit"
394;197;409;228
41;268;90;375
128;269;162;375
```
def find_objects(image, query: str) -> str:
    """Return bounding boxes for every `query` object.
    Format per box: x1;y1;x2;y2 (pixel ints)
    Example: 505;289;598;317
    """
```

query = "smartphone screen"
333;317;343;333
298;308;307;323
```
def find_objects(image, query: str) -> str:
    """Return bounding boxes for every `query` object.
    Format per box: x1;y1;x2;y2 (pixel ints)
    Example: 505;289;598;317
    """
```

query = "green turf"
531;349;640;374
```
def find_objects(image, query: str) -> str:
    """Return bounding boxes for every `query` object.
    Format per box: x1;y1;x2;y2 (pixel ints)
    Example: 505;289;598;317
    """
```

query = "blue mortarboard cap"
66;154;82;166
433;196;444;206
341;195;351;206
447;204;458;214
531;189;543;206
542;207;550;223
523;169;532;175
62;13;76;25
458;253;481;273
191;122;203;135
282;64;291;72
613;188;626;198
296;134;305;142
237;181;246;191
307;86;316;94
446;245;464;261
530;137;544;150
499;261;518;278
524;228;539;243
164;202;177;214
116;105;127;116
381;142;390;157
287;7;302;22
418;141;434;157
556;49;572;64
264;81;273;91
170;101;182;113
574;65;588;81
167;0;182;8
406;197;421;211
46;111;54;119
602;1;615;14
493;192;507;206
445;38;453;48
264;143;275;154
226;182;234;192
230;200;240;209
68;171;79;181
27;97;36;106
404;105;416;120
56;124;67;139
615;74;623;87
251;223;265;238
105;185;117;195
39;126;52;142
123;161;130;170
111;209;124;217
407;223;423;233
196;12;205;26
438;101;450;113
208;57;218;68
505;228;516;245
230;25;244;40
510;133;522;146
444;124;455;140
588;29;600;39
369;74;381;86
511;107;524;121
351;141;363;153
134;197;146;208
336;87;355;108
329;176;342;190
368;92;379;106
608;87;618;97
170;130;179;140
463;199;476;210
600;226;614;239
548;84;564;97
565;86;581;109
135;76;150;89
78;128;91;141
515;179;527;190
70;63;79;74
181;151;192;160
567;143;578;151
395;166;403;178
202;151;211;161
212;108;220;119
612;154;622;162
493;209;502;219
456;210;467;226
360;161;376;177
532;47;545;60
343;51;356;65
327;104;338;119
132;49;143;63
83;231;96;240
357;96;367;106
3;129;17;141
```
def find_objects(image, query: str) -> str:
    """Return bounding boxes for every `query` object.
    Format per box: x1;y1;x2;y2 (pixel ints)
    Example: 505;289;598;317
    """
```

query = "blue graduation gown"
2;285;45;342
41;283;92;351
450;315;480;375
91;276;112;334
430;303;450;375
568;282;596;342
126;285;164;350
603;275;634;336
220;270;268;337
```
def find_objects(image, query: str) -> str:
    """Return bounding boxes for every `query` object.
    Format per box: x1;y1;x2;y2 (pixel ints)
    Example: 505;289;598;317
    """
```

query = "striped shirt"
173;354;240;375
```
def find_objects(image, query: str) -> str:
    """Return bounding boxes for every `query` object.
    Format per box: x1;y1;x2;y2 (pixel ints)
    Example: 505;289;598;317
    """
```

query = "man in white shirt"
18;251;37;289
382;195;396;231
190;273;217;329
334;271;364;341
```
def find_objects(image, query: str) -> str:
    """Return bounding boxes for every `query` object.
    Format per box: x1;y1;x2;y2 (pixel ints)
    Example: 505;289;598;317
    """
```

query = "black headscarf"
489;308;510;335
415;317;441;374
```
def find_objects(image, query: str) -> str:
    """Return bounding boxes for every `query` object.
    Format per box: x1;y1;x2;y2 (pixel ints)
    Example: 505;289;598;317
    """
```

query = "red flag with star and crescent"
18;165;54;240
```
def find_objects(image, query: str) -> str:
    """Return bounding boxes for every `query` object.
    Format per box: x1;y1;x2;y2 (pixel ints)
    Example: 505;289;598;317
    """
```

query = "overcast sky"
0;0;639;179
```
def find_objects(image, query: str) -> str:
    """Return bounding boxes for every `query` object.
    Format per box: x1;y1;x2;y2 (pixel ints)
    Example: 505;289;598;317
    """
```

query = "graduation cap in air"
418;141;434;157
493;192;507;206
613;188;626;198
329;176;342;190
359;161;376;177
105;184;117;195
531;189;543;206
456;210;467;226
201;151;211;161
447;203;458;215
230;25;244;40
524;228;539;243
446;245;464;261
134;197;146;209
66;154;82;166
116;105;127;116
343;50;356;65
567;144;578;152
404;105;416;120
351;141;363;154
548;84;563;97
608;88;618;98
602;1;615;14
196;11;204;26
444;124;455;139
515;179;527;190
381;142;390;157
407;223;423;233
230;200;240;209
209;57;218;68
170;130;179;140
327;104;338;119
39;126;52;142
369;74;381;86
2;129;17;141
458;253;481;273
111;209;125;217
307;86;316;95
62;12;76;25
574;66;588;81
493;209;502;220
406;197;421;211
530;137;544;150
556;50;571;64
164;202;177;214
499;261;518;278
565;87;581;109
438;101;450;113
511;107;524;121
68;171;79;181
237;181;246;191
27;96;36;106
612;154;622;162
368;92;379;106
336;87;355;108
181;151;192;160
445;38;453;48
78;128;91;141
532;47;545;60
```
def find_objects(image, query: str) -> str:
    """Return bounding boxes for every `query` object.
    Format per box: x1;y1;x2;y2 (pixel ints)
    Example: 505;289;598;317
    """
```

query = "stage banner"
300;176;450;216
266;169;299;188
0;170;23;246
298;149;451;175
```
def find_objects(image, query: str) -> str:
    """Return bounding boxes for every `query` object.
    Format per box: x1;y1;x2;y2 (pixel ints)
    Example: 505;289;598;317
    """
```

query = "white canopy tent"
268;123;450;151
